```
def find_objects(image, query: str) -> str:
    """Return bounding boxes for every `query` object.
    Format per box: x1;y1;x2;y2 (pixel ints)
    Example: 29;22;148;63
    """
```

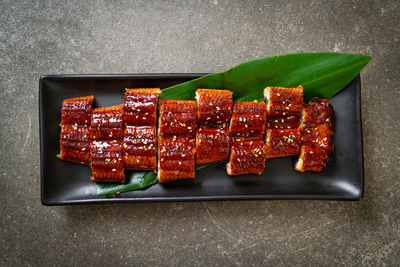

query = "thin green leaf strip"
97;171;157;196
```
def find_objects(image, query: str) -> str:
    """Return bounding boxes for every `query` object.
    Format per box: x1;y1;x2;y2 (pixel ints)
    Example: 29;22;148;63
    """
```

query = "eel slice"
157;100;197;182
295;144;333;172
91;105;124;141
195;89;233;125
158;137;195;183
91;141;125;183
265;129;301;158
195;89;232;164
295;97;334;172
299;97;334;130
158;100;197;138
227;136;266;175
227;101;267;175
59;95;94;165
123;88;160;171
90;104;125;182
301;122;333;147
228;101;267;137
196;125;230;164
123;126;157;170
263;86;303;117
59;125;91;165
61;95;94;125
123;88;161;125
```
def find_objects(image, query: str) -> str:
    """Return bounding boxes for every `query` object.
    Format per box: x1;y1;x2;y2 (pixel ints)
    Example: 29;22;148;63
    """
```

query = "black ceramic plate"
39;74;364;205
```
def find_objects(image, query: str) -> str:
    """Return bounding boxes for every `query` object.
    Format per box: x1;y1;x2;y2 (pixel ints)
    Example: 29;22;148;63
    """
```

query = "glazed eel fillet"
123;88;161;171
295;97;334;172
157;100;197;183
227;101;267;175
90;105;125;183
195;89;233;164
58;96;94;165
58;86;335;183
264;86;303;158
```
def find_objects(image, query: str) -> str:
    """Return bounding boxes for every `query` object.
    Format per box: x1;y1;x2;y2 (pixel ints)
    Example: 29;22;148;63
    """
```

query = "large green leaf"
96;52;371;196
160;52;371;102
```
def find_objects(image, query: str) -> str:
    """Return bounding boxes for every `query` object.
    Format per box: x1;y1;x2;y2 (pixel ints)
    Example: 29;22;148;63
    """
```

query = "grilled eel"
90;105;125;182
123;88;161;125
123;88;161;170
227;101;267;175
157;100;197;183
295;97;334;172
264;86;303;118
195;89;233;164
265;129;301;158
264;86;303;158
58;95;94;165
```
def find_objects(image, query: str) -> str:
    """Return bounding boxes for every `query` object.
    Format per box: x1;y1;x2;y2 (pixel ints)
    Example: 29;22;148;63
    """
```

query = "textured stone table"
1;1;399;266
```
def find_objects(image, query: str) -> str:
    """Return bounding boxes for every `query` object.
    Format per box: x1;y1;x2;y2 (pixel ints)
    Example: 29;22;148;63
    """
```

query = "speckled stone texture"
1;0;399;266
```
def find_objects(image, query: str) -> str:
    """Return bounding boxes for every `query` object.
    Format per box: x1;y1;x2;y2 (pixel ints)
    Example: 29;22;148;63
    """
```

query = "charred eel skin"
157;100;197;183
295;97;334;172
123;126;157;171
195;89;233;164
90;105;125;182
123;88;161;171
123;88;161;125
59;96;94;165
227;136;266;175
227;101;267;175
263;86;303;158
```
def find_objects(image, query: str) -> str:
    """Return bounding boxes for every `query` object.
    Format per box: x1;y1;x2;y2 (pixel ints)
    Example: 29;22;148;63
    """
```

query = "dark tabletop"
1;1;399;266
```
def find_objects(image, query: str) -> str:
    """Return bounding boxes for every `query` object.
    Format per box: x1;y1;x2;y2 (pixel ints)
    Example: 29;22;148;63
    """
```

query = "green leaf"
96;171;157;196
97;52;371;196
97;164;213;196
161;52;371;102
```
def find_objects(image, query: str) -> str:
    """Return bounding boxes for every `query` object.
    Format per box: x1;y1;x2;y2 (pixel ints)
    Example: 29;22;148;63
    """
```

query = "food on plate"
61;95;94;125
299;97;333;129
157;100;197;183
58;95;94;165
263;86;303;159
196;125;230;164
158;100;197;138
59;124;92;165
158;138;196;182
295;97;334;172
123;126;157;170
90;140;125;183
57;85;335;184
228;101;267;137
90;105;125;182
123;88;161;170
265;129;301;158
264;86;303;117
123;88;161;125
91;105;124;141
227;101;267;175
227;136;266;175
195;89;233;124
195;89;233;164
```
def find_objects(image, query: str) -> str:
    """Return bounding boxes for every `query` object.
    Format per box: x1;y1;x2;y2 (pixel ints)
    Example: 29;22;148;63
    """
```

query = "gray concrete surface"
1;0;399;266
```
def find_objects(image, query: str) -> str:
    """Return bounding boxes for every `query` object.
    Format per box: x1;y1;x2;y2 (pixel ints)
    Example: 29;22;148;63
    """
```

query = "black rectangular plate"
40;74;364;205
